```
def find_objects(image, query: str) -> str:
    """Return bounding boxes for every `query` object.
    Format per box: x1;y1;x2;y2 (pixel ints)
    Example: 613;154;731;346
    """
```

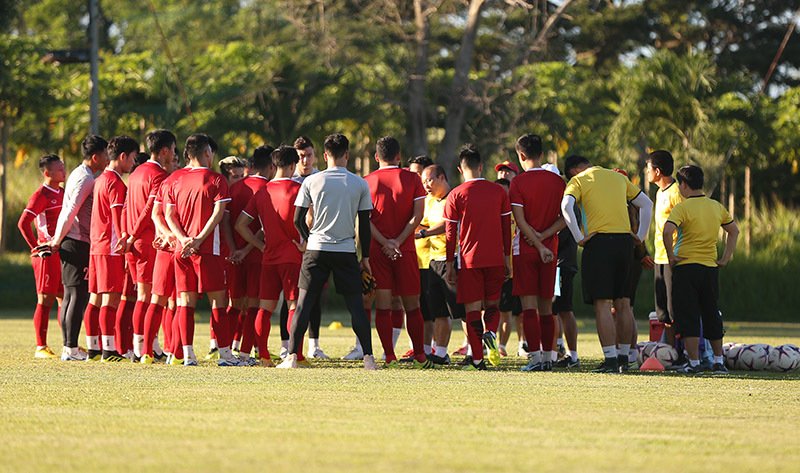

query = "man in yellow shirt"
646;150;683;345
663;165;738;374
560;155;653;373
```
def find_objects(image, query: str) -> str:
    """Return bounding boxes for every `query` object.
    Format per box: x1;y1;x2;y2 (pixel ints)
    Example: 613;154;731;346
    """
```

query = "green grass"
1;311;799;472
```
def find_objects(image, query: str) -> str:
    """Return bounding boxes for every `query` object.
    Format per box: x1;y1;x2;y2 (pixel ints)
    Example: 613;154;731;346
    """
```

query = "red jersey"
20;184;63;248
243;178;302;265
165;167;230;256
364;166;426;251
444;178;511;268
228;175;270;264
90;170;127;255
125;161;168;243
508;168;566;254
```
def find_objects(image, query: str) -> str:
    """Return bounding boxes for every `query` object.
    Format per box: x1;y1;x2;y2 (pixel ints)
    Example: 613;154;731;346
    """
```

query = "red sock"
143;302;162;356
99;305;116;338
255;308;272;359
391;309;404;329
405;307;426;362
83;303;100;337
465;310;484;361
131;300;146;337
375;309;395;361
522;309;541;352
286;308;305;361
540;314;556;352
211;307;231;349
178;306;195;347
171;307;183;358
115;300;134;354
483;306;500;334
33;304;50;346
162;306;173;352
227;306;241;342
239;307;257;354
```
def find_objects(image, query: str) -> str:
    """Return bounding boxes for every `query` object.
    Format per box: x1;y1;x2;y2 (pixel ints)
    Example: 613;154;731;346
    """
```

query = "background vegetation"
1;0;798;319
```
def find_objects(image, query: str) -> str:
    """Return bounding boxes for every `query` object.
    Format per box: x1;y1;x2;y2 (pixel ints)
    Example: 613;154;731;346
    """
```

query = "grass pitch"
1;312;799;472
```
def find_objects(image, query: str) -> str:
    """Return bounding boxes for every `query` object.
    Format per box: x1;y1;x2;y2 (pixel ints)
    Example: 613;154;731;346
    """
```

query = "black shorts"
552;269;576;314
654;263;674;324
299;250;361;295
419;268;433;321
625;256;643;305
499;278;522;315
428;260;465;320
671;264;723;340
59;237;90;288
581;233;633;305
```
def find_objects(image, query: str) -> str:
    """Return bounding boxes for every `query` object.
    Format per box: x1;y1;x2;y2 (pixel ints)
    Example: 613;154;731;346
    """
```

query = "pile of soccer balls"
636;341;800;372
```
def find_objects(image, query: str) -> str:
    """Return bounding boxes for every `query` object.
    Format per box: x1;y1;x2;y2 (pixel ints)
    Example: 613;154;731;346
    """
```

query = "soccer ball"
650;343;679;368
637;342;658;364
737;344;770;371
724;343;745;370
768;345;799;372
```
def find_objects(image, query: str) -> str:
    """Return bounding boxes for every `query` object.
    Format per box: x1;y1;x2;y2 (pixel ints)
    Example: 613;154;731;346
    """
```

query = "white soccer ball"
725;343;745;370
637;342;658;364
737;344;770;371
650;343;679;368
768;345;799;372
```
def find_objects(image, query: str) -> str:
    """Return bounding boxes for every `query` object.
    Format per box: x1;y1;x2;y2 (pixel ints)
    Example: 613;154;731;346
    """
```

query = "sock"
618;344;630;358
211;307;232;349
689;359;700;367
178;306;196;348
391;309;404;329
465;311;484;361
209;338;218;350
519;340;527;351
602;345;618;359
551;351;557;362
529;350;542;364
374;309;395;361
714;355;723;365
405;307;426;362
557;337;564;349
33;304;50;347
239;307;257;355
522;309;541;353
287;309;305;361
171;308;183;359
152;337;163;356
227;306;242;342
131;300;147;346
281;339;289;351
391;328;402;349
466;343;473;357
143;302;163;356
218;346;234;361
255;308;273;361
309;337;319;350
483;306;500;334
161;306;173;353
183;344;196;362
424;344;432;355
83;303;100;349
570;350;578;362
101;335;116;352
114;301;132;354
629;350;638;363
435;345;447;358
99;305;116;338
540;314;556;354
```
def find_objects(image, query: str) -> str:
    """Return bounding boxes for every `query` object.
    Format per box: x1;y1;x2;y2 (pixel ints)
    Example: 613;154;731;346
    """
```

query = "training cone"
328;321;344;330
640;356;665;372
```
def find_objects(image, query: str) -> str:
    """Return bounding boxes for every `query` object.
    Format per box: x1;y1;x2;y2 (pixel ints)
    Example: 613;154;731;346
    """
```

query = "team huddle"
18;130;739;373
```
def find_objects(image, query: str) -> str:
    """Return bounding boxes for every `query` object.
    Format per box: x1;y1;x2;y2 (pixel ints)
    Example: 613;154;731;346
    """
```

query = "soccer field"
1;313;799;472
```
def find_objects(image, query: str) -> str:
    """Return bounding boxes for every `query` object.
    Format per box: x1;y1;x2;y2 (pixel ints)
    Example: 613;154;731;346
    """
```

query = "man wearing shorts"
18;155;65;358
560;155;652;372
444;145;512;370
278;133;376;370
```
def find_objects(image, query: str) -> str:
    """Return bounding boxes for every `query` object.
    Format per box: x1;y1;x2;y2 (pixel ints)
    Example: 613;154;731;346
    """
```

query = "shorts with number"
89;254;126;294
512;252;558;298
151;249;176;298
175;254;226;294
31;253;62;295
228;258;262;300
59;237;89;288
370;246;420;297
456;266;505;304
259;263;300;301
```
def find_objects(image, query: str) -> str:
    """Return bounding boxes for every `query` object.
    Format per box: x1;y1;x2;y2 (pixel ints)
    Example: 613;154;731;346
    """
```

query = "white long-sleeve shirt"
54;164;95;243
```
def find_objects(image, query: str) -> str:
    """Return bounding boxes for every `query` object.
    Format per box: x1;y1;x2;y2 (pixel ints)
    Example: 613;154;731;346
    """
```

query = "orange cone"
640;356;665;372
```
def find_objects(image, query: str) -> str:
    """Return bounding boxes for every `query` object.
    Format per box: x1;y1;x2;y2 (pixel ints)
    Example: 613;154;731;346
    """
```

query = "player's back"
509;169;565;251
261;178;302;264
445;179;510;268
565;166;639;235
126;161;167;240
365;167;426;247
229;175;269;249
91;170;126;255
168;167;230;255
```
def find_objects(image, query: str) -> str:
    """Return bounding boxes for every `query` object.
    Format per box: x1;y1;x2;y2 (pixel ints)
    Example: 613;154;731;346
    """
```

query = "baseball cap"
494;160;520;174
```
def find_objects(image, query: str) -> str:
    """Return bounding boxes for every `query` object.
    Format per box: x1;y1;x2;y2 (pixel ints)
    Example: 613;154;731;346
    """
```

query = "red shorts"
127;239;156;285
31;254;63;295
512;252;558;298
151;249;175;298
88;254;126;294
456;266;505;304
175;253;226;294
370;246;420;296
227;258;261;300
259;263;300;301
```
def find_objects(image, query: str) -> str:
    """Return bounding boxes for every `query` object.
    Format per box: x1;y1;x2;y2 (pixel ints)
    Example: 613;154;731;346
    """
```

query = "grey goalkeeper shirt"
54;163;95;243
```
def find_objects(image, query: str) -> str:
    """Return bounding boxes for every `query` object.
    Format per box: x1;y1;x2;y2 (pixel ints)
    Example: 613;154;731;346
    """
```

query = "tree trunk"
744;165;751;255
728;173;736;218
437;0;486;175
408;0;431;157
0;118;8;253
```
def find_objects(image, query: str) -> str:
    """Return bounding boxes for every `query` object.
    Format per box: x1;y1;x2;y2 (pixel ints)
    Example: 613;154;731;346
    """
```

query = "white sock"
281;340;289;350
309;338;320;350
392;328;401;348
531;350;542;364
550;351;557;362
423;344;432;355
618;344;630;358
556;337;564;349
101;335;115;352
569;350;578;362
87;336;100;351
629;350;638;363
68;346;80;356
183;345;196;361
602;345;618;359
714;355;723;365
219;346;233;360
231;339;240;351
133;334;144;357
435;345;447;357
152;337;162;355
466;344;473;357
209;338;218;350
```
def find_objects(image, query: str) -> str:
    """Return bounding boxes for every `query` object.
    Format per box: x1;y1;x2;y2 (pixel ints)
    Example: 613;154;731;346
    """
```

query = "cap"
494;160;520;174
